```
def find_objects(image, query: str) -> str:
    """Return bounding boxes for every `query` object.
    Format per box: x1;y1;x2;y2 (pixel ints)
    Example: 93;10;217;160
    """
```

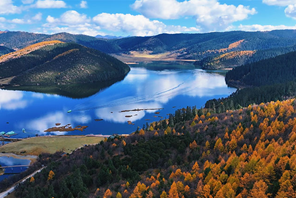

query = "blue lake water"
0;156;30;181
0;67;236;138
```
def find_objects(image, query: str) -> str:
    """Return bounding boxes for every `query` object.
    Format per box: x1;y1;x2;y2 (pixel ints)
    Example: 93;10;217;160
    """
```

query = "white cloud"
9;13;42;24
238;24;296;31
0;17;6;22
46;10;90;25
285;4;296;20
11;18;26;24
34;0;66;8
43;10;101;36
0;0;21;14
80;0;87;8
32;12;42;21
132;0;256;31
263;0;296;20
93;13;199;36
22;0;34;4
60;10;90;24
262;0;295;6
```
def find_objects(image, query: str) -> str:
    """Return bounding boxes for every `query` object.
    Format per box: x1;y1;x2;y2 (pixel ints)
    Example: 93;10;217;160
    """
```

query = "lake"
0;156;30;181
0;67;236;138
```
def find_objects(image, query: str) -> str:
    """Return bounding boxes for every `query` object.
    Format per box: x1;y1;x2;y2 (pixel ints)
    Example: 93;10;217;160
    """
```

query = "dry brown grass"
0;136;104;156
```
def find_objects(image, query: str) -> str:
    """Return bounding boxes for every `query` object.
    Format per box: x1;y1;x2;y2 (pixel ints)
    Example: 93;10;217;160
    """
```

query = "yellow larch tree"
48;170;55;181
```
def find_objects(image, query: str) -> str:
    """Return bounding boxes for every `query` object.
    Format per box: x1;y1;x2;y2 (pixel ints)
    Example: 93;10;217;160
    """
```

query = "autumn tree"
250;180;269;198
160;191;168;198
103;189;112;198
48;170;55;181
29;177;35;183
116;192;122;198
169;182;179;198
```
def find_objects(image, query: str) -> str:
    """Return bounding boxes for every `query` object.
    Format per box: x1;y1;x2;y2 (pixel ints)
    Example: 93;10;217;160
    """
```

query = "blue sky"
0;0;296;36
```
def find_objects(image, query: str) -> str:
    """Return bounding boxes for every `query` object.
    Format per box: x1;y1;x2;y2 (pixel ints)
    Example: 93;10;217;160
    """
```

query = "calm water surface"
0;156;30;181
0;67;236;138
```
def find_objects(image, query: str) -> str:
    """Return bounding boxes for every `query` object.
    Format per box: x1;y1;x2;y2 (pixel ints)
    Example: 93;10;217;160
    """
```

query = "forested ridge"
5;99;296;197
2;30;296;66
206;51;296;112
0;41;130;86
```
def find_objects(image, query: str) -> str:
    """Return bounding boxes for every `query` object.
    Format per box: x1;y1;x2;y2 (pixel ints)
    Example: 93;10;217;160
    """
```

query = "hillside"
2;30;296;67
225;51;296;87
0;41;130;86
4;99;296;197
0;46;14;56
0;31;118;53
196;44;296;70
205;51;296;112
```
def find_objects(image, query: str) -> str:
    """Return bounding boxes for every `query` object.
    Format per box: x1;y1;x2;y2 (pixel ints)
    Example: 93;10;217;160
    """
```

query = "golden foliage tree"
103;189;113;198
169;182;179;198
30;177;35;183
48;170;55;181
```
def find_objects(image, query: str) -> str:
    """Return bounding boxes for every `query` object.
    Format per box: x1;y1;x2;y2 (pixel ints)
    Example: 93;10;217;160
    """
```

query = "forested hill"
225;50;296;87
2;30;296;66
205;50;296;111
0;41;130;86
8;99;296;197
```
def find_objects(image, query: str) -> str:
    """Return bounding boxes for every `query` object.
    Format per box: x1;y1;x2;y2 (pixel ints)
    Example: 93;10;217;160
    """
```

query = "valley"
1;30;296;198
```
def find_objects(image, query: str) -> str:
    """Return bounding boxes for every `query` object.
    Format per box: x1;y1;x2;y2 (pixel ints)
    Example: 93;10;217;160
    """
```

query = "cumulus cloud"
285;4;296;20
0;0;21;14
46;10;90;25
238;24;296;31
132;0;256;31
43;10;102;36
34;0;66;8
262;0;295;6
80;1;87;8
9;13;43;24
263;0;296;20
93;13;198;36
32;12;42;21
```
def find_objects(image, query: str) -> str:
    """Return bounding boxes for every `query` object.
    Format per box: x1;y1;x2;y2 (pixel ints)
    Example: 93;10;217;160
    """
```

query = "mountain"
95;35;123;39
2;30;296;67
6;98;296;197
0;31;119;53
0;41;130;86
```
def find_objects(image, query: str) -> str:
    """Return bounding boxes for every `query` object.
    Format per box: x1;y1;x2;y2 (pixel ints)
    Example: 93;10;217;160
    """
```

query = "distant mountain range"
95;35;124;39
1;30;296;69
0;41;130;87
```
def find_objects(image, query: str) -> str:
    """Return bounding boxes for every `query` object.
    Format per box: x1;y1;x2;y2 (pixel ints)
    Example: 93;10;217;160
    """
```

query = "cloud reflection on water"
84;68;232;123
0;90;28;110
23;111;91;135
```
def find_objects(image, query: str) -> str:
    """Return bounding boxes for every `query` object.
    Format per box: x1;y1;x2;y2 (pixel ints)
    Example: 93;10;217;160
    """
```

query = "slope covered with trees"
5;99;296;197
0;41;130;86
206;50;296;112
2;30;296;66
0;46;14;56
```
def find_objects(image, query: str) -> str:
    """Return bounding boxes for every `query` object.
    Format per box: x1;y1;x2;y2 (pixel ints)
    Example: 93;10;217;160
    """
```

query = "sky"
0;0;296;37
